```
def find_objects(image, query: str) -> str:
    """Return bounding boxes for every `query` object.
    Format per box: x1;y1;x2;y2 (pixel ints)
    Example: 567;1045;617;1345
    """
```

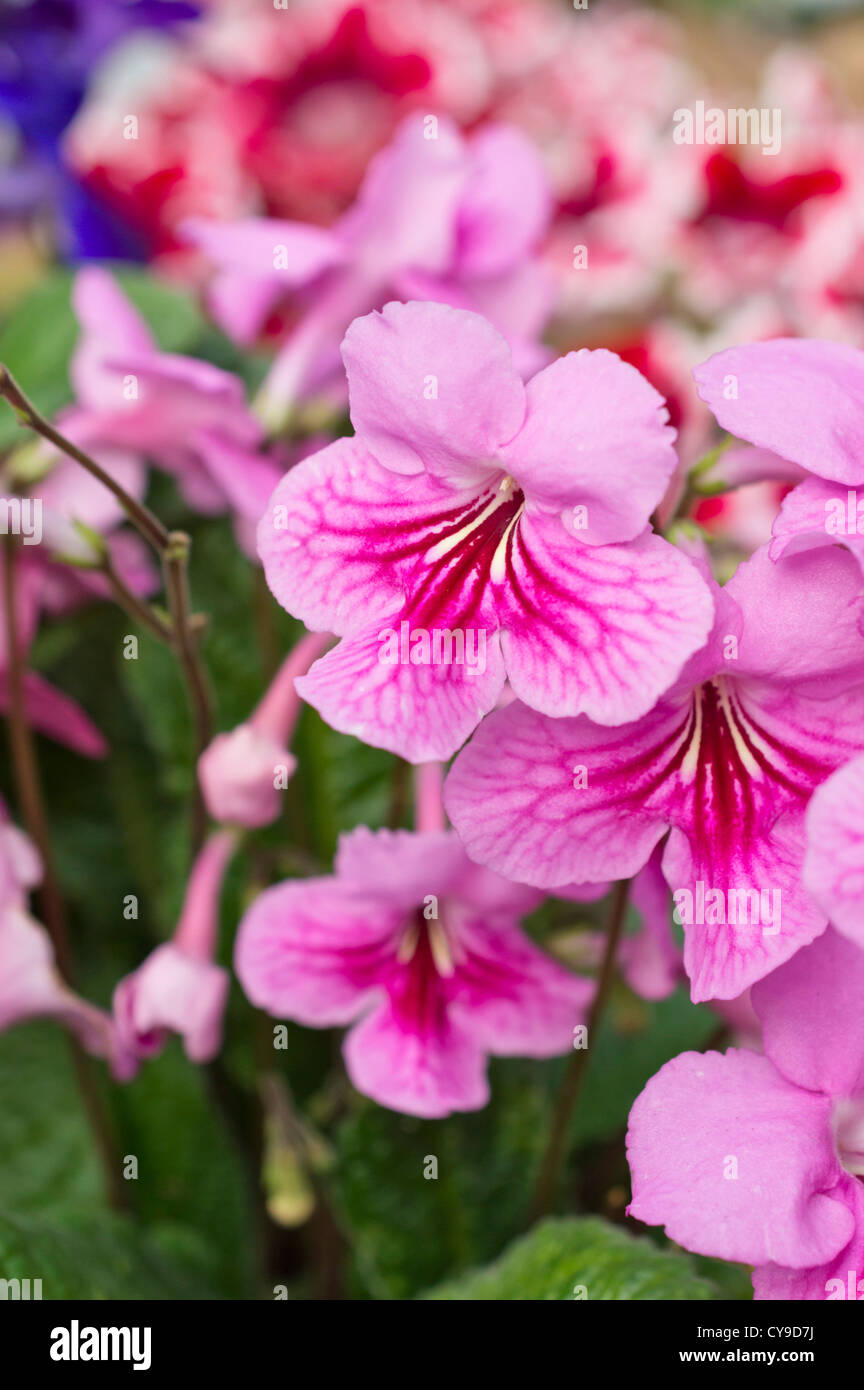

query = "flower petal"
445;697;683;888
257;436;491;636
342;300;526;483
693;338;864;485
804;753;864;948
449;916;592;1057
295;619;506;762
753;927;864;1099
343;999;488;1119
753;1177;864;1301
627;1048;853;1268
497;514;713;723
500;349;678;540
235;877;396;1027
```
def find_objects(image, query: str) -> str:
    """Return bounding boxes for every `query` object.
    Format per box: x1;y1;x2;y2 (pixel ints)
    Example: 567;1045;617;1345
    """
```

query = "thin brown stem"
530;879;631;1223
2;536;128;1213
163;531;213;853
0;365;170;553
100;554;174;644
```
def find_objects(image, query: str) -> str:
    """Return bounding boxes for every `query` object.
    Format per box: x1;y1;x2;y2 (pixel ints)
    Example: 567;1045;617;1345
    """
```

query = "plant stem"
162;531;213;854
530;878;631;1223
0;370;217;858
100;554;174;643
2;535;128;1213
0;365;170;553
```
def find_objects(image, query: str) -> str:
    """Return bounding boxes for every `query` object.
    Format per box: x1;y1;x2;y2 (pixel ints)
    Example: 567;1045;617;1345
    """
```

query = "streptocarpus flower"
198;631;330;828
258;299;713;762
112;830;233;1076
183;113;555;426
445;542;864;1001
235;826;591;1119
693;337;864;578
0;804;117;1061
0;550;106;758
627;927;864;1301
65;268;282;554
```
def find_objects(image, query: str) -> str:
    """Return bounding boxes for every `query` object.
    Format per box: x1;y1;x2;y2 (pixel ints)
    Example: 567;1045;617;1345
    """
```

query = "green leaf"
421;1216;718;1301
0;1209;218;1301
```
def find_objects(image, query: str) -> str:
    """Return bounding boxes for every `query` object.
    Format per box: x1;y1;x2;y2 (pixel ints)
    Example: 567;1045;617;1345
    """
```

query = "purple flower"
257;298;712;762
235;826;591;1119
627;928;864;1301
445;542;864;1001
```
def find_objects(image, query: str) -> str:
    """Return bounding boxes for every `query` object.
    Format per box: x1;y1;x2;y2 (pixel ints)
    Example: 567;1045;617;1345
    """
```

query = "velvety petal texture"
627;1048;854;1269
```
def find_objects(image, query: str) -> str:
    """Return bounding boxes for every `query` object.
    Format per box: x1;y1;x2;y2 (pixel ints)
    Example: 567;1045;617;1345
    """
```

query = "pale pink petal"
455;124;552;278
769;475;864;570
334;827;468;907
804;753;864;946
728;544;864;691
753;1177;864;1301
70;268;154;411
498;516;713;723
754;927;864;1099
198;725;293;829
181;216;345;283
341;300;525;483
234;877;395;1027
336;113;468;277
499;350;677;541
693;338;864;485
113;943;228;1065
627;1048;854;1268
343;999;488;1119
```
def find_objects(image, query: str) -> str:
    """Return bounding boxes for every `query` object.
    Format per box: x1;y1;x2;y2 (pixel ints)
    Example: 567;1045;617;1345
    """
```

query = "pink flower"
0;808;117;1062
112;830;234;1076
445;542;864;1001
198;631;330;827
0;909;117;1060
627;927;864;1301
184;113;554;425
803;753;864;949
0;552;106;758
65;268;282;554
258;299;712;762
694;337;864;578
235;826;591;1118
